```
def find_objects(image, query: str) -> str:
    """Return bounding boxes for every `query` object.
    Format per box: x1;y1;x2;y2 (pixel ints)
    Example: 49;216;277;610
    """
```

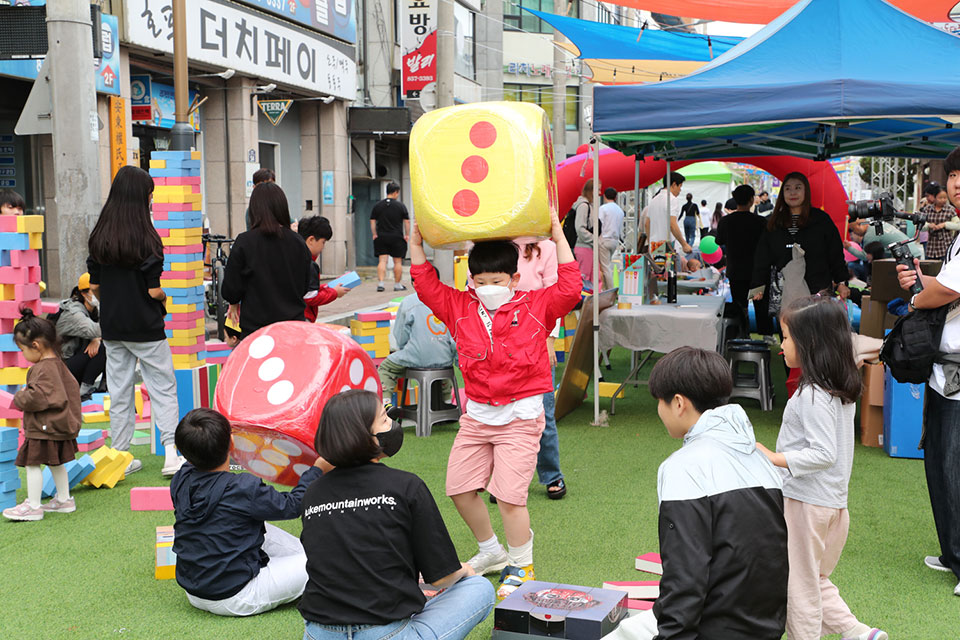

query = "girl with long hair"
87;165;182;477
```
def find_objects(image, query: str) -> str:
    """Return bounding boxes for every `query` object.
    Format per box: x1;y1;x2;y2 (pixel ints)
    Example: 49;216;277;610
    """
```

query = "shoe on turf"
955;580;960;597
497;564;535;600
376;285;385;292
125;459;143;475
161;455;186;478
466;547;508;576
547;478;567;500
3;500;43;521
394;283;407;291
925;555;952;573
41;497;76;513
841;629;888;640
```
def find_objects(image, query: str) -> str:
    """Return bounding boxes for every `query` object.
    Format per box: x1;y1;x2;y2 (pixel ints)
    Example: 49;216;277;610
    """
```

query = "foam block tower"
0;426;19;509
149;150;221;455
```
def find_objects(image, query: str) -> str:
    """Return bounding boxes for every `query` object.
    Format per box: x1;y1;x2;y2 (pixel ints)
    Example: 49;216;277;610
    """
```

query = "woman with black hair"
87;165;182;478
57;273;105;398
221;182;313;339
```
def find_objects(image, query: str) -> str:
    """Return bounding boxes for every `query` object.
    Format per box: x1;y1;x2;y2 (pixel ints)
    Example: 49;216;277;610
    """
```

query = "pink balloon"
702;248;724;265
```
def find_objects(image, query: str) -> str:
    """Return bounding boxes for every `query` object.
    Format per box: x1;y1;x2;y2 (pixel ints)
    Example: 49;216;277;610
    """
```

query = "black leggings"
64;340;106;386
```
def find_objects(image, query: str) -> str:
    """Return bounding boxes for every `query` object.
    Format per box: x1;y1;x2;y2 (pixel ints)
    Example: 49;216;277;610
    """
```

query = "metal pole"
592;135;601;424
551;0;567;161
170;0;194;151
432;0;455;282
47;0;101;297
665;160;671;250
633;156;640;253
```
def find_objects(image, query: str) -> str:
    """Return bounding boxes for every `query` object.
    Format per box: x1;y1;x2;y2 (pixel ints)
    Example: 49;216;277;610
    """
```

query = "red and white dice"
215;322;381;485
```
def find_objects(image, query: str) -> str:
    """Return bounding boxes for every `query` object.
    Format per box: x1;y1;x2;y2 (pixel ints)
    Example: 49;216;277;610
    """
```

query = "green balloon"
699;236;718;254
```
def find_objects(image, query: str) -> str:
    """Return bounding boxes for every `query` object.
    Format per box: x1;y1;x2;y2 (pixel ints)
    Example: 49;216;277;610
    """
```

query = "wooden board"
555;288;618;421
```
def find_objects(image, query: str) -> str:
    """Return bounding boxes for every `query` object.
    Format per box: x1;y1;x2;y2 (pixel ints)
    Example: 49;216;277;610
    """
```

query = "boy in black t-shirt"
170;408;327;617
370;182;410;292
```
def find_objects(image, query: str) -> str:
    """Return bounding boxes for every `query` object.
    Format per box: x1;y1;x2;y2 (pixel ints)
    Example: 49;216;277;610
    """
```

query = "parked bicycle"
202;233;235;341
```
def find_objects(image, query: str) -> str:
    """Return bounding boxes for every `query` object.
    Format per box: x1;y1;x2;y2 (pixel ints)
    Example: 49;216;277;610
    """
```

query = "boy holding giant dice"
409;209;580;599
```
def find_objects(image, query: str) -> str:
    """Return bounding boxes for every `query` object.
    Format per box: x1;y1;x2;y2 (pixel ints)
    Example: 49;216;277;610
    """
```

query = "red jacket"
411;261;582;406
304;286;338;323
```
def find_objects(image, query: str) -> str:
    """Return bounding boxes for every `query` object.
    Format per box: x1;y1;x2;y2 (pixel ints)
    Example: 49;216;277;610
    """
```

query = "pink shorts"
445;412;545;506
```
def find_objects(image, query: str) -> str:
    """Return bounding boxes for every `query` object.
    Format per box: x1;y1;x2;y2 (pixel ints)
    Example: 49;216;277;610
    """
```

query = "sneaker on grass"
925;555;952;572
841;629;888;640
3;501;43;521
41;497;76;513
161;455;186;478
125;459;143;475
466;547;508;576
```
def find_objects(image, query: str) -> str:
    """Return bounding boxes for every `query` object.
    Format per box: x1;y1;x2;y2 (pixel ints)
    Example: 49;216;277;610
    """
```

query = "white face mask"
85;293;99;308
475;285;513;310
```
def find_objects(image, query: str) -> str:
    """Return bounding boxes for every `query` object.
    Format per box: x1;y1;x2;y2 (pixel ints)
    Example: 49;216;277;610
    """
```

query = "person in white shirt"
642;172;693;255
896;145;960;598
598;187;625;290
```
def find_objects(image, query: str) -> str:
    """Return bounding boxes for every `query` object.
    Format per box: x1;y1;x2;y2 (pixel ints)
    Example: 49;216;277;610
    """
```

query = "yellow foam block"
190;151;201;160
0;417;20;428
168;326;204;339
0;367;27;385
162;236;202;247
82;446;133;488
0;284;13;300
29;232;41;250
104;396;110;412
598;382;625;399
162;276;203;288
154;184;197;196
166;302;201;314
364;345;390;358
410;102;556;247
16;215;44;233
172;356;204;368
166;227;202;238
135;387;144;418
170;260;203;272
149;159;166;169
155;525;176;580
82;411;110;424
168;335;203;347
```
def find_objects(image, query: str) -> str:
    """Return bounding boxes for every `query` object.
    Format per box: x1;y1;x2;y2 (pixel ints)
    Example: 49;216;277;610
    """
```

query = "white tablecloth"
599;294;725;353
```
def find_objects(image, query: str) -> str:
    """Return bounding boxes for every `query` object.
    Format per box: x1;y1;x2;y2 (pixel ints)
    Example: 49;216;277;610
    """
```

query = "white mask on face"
475;285;513;310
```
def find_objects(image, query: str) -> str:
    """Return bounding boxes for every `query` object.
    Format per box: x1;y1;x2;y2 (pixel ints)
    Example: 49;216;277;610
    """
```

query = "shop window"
454;2;475;80
503;83;579;130
503;0;578;34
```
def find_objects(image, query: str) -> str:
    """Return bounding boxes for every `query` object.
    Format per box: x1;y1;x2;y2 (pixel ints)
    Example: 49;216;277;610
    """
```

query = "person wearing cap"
56;273;105;399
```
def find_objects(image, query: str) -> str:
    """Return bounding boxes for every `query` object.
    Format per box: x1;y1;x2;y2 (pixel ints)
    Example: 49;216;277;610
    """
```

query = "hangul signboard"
126;0;356;100
400;0;437;99
130;74;153;122
234;0;356;44
109;96;127;179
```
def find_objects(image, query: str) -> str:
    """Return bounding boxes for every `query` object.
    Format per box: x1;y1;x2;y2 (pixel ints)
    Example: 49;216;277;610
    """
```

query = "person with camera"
896;148;960;598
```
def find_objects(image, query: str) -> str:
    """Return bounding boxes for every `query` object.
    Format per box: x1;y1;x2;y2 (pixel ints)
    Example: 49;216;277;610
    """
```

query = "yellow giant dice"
410;102;558;247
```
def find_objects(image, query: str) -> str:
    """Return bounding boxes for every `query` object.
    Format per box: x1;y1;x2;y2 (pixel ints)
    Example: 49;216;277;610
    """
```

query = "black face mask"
376;422;404;457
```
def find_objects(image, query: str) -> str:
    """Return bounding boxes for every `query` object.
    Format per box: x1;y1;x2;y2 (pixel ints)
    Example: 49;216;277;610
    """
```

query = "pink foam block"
0;389;17;410
0;351;30;368
205;340;232;353
130;486;174;511
356;311;392;322
167;310;204;322
15;283;40;300
0;218;17;232
0;267;32;284
164;244;203;254
156;228;170;238
39;302;59;315
153;211;169;221
165;319;203;330
152;202;197;212
77;437;105;452
160;270;201;280
157;176;201;186
81;404;104;413
10;250;39;268
0;298;38;319
171;343;204;355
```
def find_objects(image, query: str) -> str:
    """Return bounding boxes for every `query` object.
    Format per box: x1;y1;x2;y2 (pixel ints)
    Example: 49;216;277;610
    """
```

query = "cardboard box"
883;368;925;459
860;405;884;448
870;259;941;304
862;363;885;407
495;581;627;640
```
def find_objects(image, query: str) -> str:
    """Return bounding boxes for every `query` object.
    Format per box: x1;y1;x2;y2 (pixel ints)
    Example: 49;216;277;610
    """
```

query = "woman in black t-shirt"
299;390;494;640
221;182;313;339
87;166;182;478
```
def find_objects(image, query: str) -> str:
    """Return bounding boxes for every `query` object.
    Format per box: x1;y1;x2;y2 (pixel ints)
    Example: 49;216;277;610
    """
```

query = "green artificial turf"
1;350;955;639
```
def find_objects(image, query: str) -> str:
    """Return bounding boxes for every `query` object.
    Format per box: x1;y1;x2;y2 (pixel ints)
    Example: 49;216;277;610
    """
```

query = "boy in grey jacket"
56;273;104;397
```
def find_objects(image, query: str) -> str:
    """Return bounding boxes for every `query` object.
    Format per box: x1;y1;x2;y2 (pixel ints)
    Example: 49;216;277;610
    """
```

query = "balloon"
702;248;723;265
699;236;719;254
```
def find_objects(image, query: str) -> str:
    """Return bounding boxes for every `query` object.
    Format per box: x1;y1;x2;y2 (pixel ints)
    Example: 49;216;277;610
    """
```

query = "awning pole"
633;156;640;253
593;135;601;425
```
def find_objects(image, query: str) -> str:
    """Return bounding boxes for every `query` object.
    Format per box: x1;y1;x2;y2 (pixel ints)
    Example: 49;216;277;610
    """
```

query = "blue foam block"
41;455;95;498
164;252;204;263
327;270;362;290
0;333;18;353
351;334;378;344
0;233;30;251
0;490;17;509
0;427;18;443
0;468;17;484
0;448;17;462
0;477;19;492
155;218;202;230
0;250;9;267
149;168;201;178
76;428;103;444
91;393;107;405
152;150;193;160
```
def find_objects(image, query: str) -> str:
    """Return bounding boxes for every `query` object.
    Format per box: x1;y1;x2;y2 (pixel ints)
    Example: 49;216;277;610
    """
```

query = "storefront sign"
131;75;154;122
258;98;294;126
400;0;437;99
0;11;121;96
126;0;356;100
234;0;356;44
504;62;552;78
109;96;127;179
132;78;201;131
322;170;334;205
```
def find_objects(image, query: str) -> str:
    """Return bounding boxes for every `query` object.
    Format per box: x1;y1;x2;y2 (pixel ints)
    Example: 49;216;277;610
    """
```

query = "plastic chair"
399;367;463;437
727;343;775;411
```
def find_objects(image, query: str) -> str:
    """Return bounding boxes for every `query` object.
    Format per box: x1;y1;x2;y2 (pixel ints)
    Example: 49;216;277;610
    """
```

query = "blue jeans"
302;575;494;640
923;388;960;579
683;215;697;247
536;369;563;485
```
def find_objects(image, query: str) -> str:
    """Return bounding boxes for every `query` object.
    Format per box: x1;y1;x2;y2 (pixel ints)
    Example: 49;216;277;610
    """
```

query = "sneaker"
925;555;952;572
125;459;143;475
497;564;535;600
3;500;43;521
466;547;509;576
161;455;186;478
955;580;960;597
841;630;888;640
393;283;407;291
377;284;385;292
41;497;76;513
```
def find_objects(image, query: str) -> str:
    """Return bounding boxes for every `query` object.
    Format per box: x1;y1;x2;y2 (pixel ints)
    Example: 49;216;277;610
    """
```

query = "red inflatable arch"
557;146;850;234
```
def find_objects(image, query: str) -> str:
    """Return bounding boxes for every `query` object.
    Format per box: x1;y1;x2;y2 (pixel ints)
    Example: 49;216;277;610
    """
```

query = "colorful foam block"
355;311;393;322
155;525;177;579
41;454;95;498
131;486;174;511
81;447;133;489
327;271;362;290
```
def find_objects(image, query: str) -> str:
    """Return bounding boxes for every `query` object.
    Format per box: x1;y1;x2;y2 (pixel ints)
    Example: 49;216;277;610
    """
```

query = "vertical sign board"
109;97;127;179
401;0;437;99
322;171;335;205
130;75;153;123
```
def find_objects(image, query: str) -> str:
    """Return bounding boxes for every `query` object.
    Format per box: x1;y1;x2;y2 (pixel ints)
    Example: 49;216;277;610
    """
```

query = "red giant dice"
215;322;382;485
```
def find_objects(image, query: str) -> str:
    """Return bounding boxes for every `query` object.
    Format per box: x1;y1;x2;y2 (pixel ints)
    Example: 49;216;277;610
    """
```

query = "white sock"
50;464;70;501
163;443;180;466
25;465;42;508
478;534;502;555
378;281;385;287
507;529;534;567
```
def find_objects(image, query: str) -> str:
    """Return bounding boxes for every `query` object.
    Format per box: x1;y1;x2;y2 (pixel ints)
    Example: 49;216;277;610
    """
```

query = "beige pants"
784;498;860;639
598;237;618;291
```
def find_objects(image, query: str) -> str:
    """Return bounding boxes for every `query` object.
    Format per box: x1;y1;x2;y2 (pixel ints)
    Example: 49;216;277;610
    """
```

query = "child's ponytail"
14;306;60;355
780;295;861;404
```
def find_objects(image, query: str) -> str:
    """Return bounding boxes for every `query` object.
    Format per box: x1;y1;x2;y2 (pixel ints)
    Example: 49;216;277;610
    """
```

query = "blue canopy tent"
592;0;960;160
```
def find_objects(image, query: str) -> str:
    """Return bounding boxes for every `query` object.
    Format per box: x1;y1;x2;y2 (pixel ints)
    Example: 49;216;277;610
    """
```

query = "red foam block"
130;486;174;511
10;250;39;268
164;244;203;254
